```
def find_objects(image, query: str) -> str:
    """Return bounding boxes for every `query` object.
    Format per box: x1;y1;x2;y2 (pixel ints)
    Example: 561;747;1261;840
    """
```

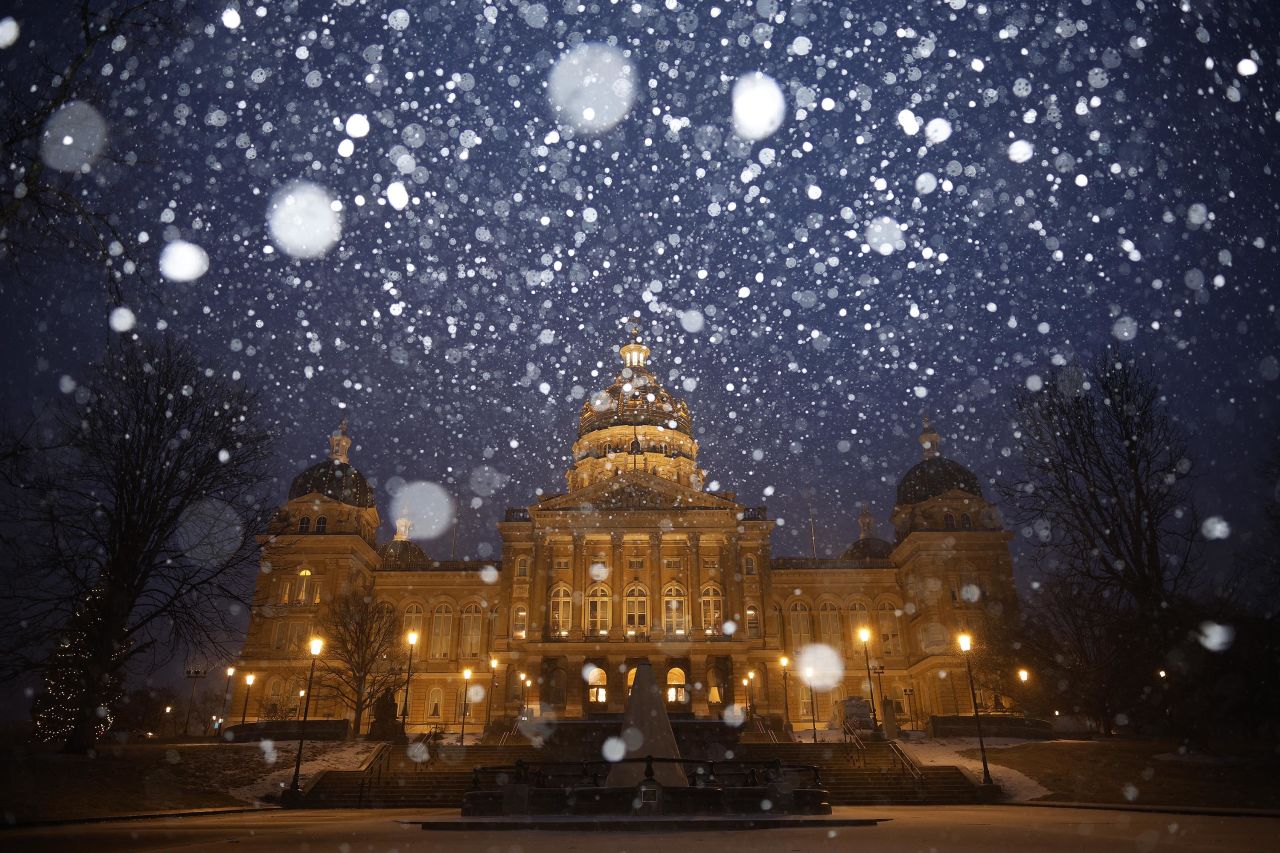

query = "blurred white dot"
1197;621;1235;652
159;240;209;282
345;113;370;138
220;8;241;29
1237;58;1258;77
602;736;626;762
390;481;454;540
1008;139;1034;163
1201;516;1230;540
108;306;136;333
795;644;844;690
732;72;786;140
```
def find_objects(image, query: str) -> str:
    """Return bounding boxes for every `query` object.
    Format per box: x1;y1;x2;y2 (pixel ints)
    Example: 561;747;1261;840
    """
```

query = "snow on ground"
229;740;378;803
900;737;1052;802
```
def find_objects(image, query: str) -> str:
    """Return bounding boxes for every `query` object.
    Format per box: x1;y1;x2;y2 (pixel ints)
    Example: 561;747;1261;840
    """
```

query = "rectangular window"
703;559;719;571
288;623;304;652
273;623;287;650
628;558;644;572
278;582;292;605
701;596;723;631
553;558;570;570
664;559;682;571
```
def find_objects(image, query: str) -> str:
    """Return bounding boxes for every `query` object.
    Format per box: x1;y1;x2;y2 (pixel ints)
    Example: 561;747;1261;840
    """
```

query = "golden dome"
577;333;692;439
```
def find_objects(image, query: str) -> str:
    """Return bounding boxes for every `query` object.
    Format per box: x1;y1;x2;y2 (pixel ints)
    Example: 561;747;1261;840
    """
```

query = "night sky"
2;0;1278;575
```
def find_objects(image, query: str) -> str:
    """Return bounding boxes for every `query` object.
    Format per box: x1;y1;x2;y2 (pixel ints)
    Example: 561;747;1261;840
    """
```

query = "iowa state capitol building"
234;333;1015;735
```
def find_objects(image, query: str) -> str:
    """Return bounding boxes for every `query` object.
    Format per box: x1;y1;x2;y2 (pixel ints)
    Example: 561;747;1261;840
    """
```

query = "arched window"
626;667;637;696
960;514;973;529
819;602;843;649
298;516;311;534
277;578;293;605
512;606;527;640
663;583;687;635
746;606;762;638
403;603;424;636
700;584;724;634
851;602;871;641
429;604;453;659
944;513;956;530
624;584;648;634
878;603;902;655
666;667;688;704
744;555;757;576
460;604;483;658
428;687;443;719
550;587;572;636
517;558;528;578
295;569;317;605
314;516;327;534
587;666;607;703
788;602;813;649
586;585;611;635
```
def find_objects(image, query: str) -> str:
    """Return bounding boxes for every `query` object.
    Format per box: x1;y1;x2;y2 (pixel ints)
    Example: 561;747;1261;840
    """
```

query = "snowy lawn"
0;739;377;824
899;737;1051;801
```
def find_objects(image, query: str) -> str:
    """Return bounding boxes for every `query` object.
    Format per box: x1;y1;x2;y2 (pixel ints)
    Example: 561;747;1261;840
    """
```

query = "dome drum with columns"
235;333;1016;736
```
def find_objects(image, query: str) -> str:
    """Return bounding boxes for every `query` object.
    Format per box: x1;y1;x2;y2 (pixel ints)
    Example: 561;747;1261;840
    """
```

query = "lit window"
662;584;687;634
625;585;648;633
587;666;607;703
586;585;611;635
550;587;572;636
788;602;812;648
512;607;527;639
429;604;453;659
700;584;723;633
819;602;842;649
746;606;762;638
744;556;756;576
403;603;424;635
460;604;483;657
666;667;688;704
517;558;528;578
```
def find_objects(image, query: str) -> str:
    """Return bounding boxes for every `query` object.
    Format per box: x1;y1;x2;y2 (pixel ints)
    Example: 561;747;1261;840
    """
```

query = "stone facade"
231;336;1015;735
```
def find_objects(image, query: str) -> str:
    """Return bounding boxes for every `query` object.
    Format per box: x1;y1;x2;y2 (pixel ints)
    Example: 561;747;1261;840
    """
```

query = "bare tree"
319;586;405;738
999;355;1202;622
0;0;184;301
0;335;272;752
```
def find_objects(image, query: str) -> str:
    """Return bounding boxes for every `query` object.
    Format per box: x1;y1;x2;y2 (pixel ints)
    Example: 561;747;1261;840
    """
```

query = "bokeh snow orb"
220;7;241;29
267;181;341;259
0;16;19;48
345;113;370;138
1237;58;1258;77
795;644;844;691
602;736;626;762
915;172;938;195
588;561;610;582
40;101;107;172
732;73;785;140
390;480;454;540
174;498;243;567
1008;139;1035;163
1201;516;1231;540
387;9;410;31
925;117;953;143
721;703;746;728
1111;316;1138;341
864;216;906;255
108;306;136;333
386;181;409;210
548;43;636;134
1197;621;1235;652
159;240;209;282
897;109;920;136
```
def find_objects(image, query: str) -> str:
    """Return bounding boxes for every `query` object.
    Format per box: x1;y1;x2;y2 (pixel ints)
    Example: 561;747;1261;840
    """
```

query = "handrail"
887;739;924;783
841;721;866;766
357;741;394;805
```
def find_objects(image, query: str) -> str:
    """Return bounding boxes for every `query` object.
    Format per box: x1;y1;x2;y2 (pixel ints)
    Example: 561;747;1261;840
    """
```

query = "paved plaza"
5;805;1278;852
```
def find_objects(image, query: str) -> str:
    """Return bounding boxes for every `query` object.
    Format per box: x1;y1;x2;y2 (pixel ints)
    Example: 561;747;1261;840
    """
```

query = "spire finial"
857;502;876;540
919;414;941;460
328;417;353;463
394;518;413;541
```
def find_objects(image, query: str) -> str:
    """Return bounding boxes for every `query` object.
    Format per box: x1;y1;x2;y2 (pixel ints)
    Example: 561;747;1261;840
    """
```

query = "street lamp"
402;630;418;727
858;626;879;730
288;637;323;801
958;633;993;786
804;667;818;743
486;658;498;729
240;674;255;724
524;678;532;717
219;666;235;737
459;668;473;745
779;656;790;727
741;677;750;717
748;670;756;717
1018;668;1029;684
164;705;173;738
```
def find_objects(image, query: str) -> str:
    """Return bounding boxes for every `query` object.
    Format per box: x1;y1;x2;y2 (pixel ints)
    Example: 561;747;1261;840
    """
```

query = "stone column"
726;537;742;626
606;655;627;713
610;533;624;636
647;533;662;638
688;532;701;635
610;536;626;639
690;656;710;717
570;532;586;640
564;654;585;719
529;535;548;640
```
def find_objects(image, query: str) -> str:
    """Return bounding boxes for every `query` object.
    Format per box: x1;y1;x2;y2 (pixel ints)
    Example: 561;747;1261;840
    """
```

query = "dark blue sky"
2;0;1277;575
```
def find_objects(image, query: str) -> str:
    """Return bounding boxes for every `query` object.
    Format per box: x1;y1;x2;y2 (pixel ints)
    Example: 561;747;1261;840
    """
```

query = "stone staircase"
303;736;982;808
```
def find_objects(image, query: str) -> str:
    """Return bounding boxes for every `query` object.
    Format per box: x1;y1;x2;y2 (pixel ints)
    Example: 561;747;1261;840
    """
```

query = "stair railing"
841;720;866;766
886;739;924;783
357;742;393;806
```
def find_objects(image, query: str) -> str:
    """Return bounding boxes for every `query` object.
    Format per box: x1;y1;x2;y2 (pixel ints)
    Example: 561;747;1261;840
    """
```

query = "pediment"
536;471;736;513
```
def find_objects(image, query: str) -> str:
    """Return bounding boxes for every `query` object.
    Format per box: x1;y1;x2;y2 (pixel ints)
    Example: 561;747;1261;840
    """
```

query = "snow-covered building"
234;334;1015;735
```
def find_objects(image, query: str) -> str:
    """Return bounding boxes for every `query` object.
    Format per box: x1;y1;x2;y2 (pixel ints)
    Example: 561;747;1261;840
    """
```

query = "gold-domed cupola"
568;330;704;491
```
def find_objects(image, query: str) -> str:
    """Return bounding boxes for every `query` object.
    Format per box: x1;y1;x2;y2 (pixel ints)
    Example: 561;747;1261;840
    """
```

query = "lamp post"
958;633;993;786
240;674;255;724
183;667;205;737
779;656;791;727
903;687;917;731
517;672;527;719
288;638;323;801
858;627;879;730
218;666;235;737
872;664;886;722
459;668;472;745
164;705;173;738
748;670;756;718
486;658;498;729
402;631;418;727
804;667;818;744
741;677;750;718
